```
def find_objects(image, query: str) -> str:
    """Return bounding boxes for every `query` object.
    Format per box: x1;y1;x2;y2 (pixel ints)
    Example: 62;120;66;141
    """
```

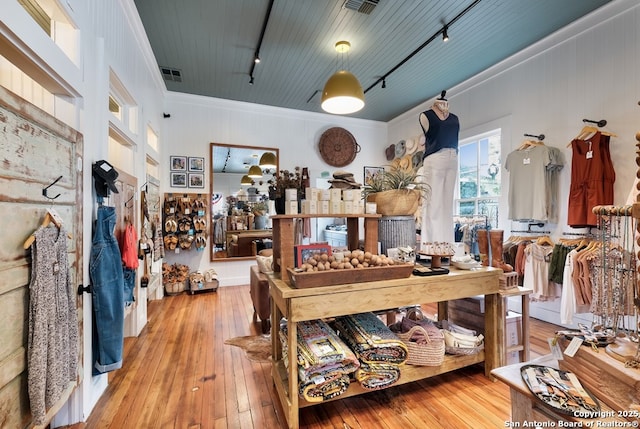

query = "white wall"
162;93;387;285
2;0;166;425
389;0;640;327
3;0;640;424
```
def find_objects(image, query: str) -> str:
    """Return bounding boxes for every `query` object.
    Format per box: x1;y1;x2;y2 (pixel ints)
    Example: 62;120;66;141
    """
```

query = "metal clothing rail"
510;221;549;234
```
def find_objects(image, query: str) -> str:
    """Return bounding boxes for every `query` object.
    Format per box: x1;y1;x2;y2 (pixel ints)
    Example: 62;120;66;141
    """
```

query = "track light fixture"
363;0;481;94
254;53;261;64
382;79;386;89
249;76;254;85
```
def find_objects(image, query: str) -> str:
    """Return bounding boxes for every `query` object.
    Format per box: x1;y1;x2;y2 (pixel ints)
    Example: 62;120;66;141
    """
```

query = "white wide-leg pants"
420;148;457;247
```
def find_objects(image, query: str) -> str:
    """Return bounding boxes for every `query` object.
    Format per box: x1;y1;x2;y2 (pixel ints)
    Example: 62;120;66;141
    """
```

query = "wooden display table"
225;229;272;257
268;267;502;429
492;355;632;426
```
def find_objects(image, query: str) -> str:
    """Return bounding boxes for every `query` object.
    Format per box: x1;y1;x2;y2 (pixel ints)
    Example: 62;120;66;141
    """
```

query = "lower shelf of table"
272;350;485;409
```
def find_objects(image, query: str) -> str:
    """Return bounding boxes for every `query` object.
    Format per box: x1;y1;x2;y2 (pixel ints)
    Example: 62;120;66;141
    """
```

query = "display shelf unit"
270;213;380;273
268;214;502;429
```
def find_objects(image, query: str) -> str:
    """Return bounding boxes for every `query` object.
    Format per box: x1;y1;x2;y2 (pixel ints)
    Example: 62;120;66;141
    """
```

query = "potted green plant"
362;166;430;216
251;201;269;217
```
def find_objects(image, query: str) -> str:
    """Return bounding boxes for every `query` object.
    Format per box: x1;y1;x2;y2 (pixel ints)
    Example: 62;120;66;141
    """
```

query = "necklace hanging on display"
318;127;360;167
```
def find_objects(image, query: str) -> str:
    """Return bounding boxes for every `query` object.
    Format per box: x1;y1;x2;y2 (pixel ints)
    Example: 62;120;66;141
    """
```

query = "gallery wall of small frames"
170;156;205;189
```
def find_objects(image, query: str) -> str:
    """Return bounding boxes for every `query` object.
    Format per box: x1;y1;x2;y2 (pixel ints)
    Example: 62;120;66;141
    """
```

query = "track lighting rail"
248;0;274;84
364;0;482;94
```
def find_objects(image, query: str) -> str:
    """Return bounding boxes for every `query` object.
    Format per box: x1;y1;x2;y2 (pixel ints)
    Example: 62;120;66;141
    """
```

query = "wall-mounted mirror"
210;143;279;261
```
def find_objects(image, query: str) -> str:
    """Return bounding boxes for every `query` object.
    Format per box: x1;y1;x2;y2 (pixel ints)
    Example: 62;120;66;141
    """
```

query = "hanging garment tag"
523;158;530;165
586;141;593;159
563;337;583;357
548;338;564;360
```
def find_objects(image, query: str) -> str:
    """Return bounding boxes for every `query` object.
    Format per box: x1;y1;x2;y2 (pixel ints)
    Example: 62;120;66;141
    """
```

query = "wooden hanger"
569;126;598;144
518;140;544;150
568;127;618;147
23;208;73;249
536;235;554;246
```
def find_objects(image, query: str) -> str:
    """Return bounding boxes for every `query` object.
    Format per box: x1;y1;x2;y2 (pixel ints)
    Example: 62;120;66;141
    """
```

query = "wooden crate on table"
499;272;518;290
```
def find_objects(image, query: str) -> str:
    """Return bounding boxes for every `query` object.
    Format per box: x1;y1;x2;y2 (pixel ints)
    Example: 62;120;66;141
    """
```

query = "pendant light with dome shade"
321;41;365;115
240;175;253;186
258;152;277;169
248;165;263;178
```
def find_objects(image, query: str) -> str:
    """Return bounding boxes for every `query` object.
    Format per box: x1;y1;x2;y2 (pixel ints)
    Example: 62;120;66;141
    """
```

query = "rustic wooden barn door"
0;86;84;428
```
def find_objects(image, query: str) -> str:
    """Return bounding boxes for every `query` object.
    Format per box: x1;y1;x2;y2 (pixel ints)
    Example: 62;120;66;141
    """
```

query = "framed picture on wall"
170;172;187;187
188;157;205;172
170;156;187;171
364;166;385;186
188;173;204;188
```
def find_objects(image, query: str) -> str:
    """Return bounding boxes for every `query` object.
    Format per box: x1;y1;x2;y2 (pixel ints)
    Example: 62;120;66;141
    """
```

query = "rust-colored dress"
567;132;615;227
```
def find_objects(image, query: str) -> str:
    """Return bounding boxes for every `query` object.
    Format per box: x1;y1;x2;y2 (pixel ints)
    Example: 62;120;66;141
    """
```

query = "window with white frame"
456;128;502;227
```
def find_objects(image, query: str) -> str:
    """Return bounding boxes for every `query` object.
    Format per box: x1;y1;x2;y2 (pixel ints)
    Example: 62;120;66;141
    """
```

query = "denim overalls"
89;203;124;375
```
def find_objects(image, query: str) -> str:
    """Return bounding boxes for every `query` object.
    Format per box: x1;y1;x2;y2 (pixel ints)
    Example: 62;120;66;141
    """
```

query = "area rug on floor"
224;335;272;362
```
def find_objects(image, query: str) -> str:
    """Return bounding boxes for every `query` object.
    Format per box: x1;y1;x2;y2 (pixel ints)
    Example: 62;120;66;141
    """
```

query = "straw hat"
405;138;418;155
394;140;406;158
412;151;424;169
385;144;396;161
418;134;426;151
399;155;412;171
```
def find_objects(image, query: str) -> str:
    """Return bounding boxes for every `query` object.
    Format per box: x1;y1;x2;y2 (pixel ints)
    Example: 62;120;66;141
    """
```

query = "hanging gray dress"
27;224;78;425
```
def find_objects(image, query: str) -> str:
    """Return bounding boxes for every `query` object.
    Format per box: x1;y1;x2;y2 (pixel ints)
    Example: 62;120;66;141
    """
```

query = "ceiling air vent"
343;0;379;15
160;67;182;83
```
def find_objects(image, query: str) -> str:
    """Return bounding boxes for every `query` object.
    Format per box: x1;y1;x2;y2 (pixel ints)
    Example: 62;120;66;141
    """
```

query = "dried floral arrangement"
268;167;305;200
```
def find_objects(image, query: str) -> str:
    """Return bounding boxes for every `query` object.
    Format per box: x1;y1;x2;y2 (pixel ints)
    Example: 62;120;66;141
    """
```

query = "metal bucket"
378;215;416;255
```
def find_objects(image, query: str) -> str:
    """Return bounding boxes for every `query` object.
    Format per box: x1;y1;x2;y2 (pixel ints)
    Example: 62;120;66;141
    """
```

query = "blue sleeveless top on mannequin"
420;109;460;158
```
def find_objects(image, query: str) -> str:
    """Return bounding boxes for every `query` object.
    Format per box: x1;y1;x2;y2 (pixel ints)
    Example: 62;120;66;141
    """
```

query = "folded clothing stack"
440;320;484;355
279;319;360;402
334;312;408;390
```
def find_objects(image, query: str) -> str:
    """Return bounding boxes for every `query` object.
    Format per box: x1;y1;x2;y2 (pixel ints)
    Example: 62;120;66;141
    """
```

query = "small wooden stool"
497;286;532;367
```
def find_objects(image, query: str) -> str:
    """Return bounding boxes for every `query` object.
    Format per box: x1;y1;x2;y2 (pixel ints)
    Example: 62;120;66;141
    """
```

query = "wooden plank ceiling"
134;0;612;122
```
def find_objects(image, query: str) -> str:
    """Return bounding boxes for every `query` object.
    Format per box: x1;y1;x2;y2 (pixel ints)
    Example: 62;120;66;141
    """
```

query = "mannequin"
418;91;460;248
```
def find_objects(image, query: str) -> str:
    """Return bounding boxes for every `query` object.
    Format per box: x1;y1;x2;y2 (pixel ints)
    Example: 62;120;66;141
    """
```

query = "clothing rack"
510;221;549;234
561;230;599;238
453;214;488;227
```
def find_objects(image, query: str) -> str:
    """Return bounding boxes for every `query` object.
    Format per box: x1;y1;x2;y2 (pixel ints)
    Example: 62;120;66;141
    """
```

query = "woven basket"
164;280;187;295
443;329;484;355
445;344;484;356
370;189;420;216
396;324;445;366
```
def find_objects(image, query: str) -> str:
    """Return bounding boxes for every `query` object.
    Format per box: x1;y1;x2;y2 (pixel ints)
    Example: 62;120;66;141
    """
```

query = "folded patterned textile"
334;312;408;365
355;362;402;390
280;319;360;402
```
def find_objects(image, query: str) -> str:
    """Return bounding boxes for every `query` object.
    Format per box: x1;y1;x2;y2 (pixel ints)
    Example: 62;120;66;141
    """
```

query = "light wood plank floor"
64;285;560;429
